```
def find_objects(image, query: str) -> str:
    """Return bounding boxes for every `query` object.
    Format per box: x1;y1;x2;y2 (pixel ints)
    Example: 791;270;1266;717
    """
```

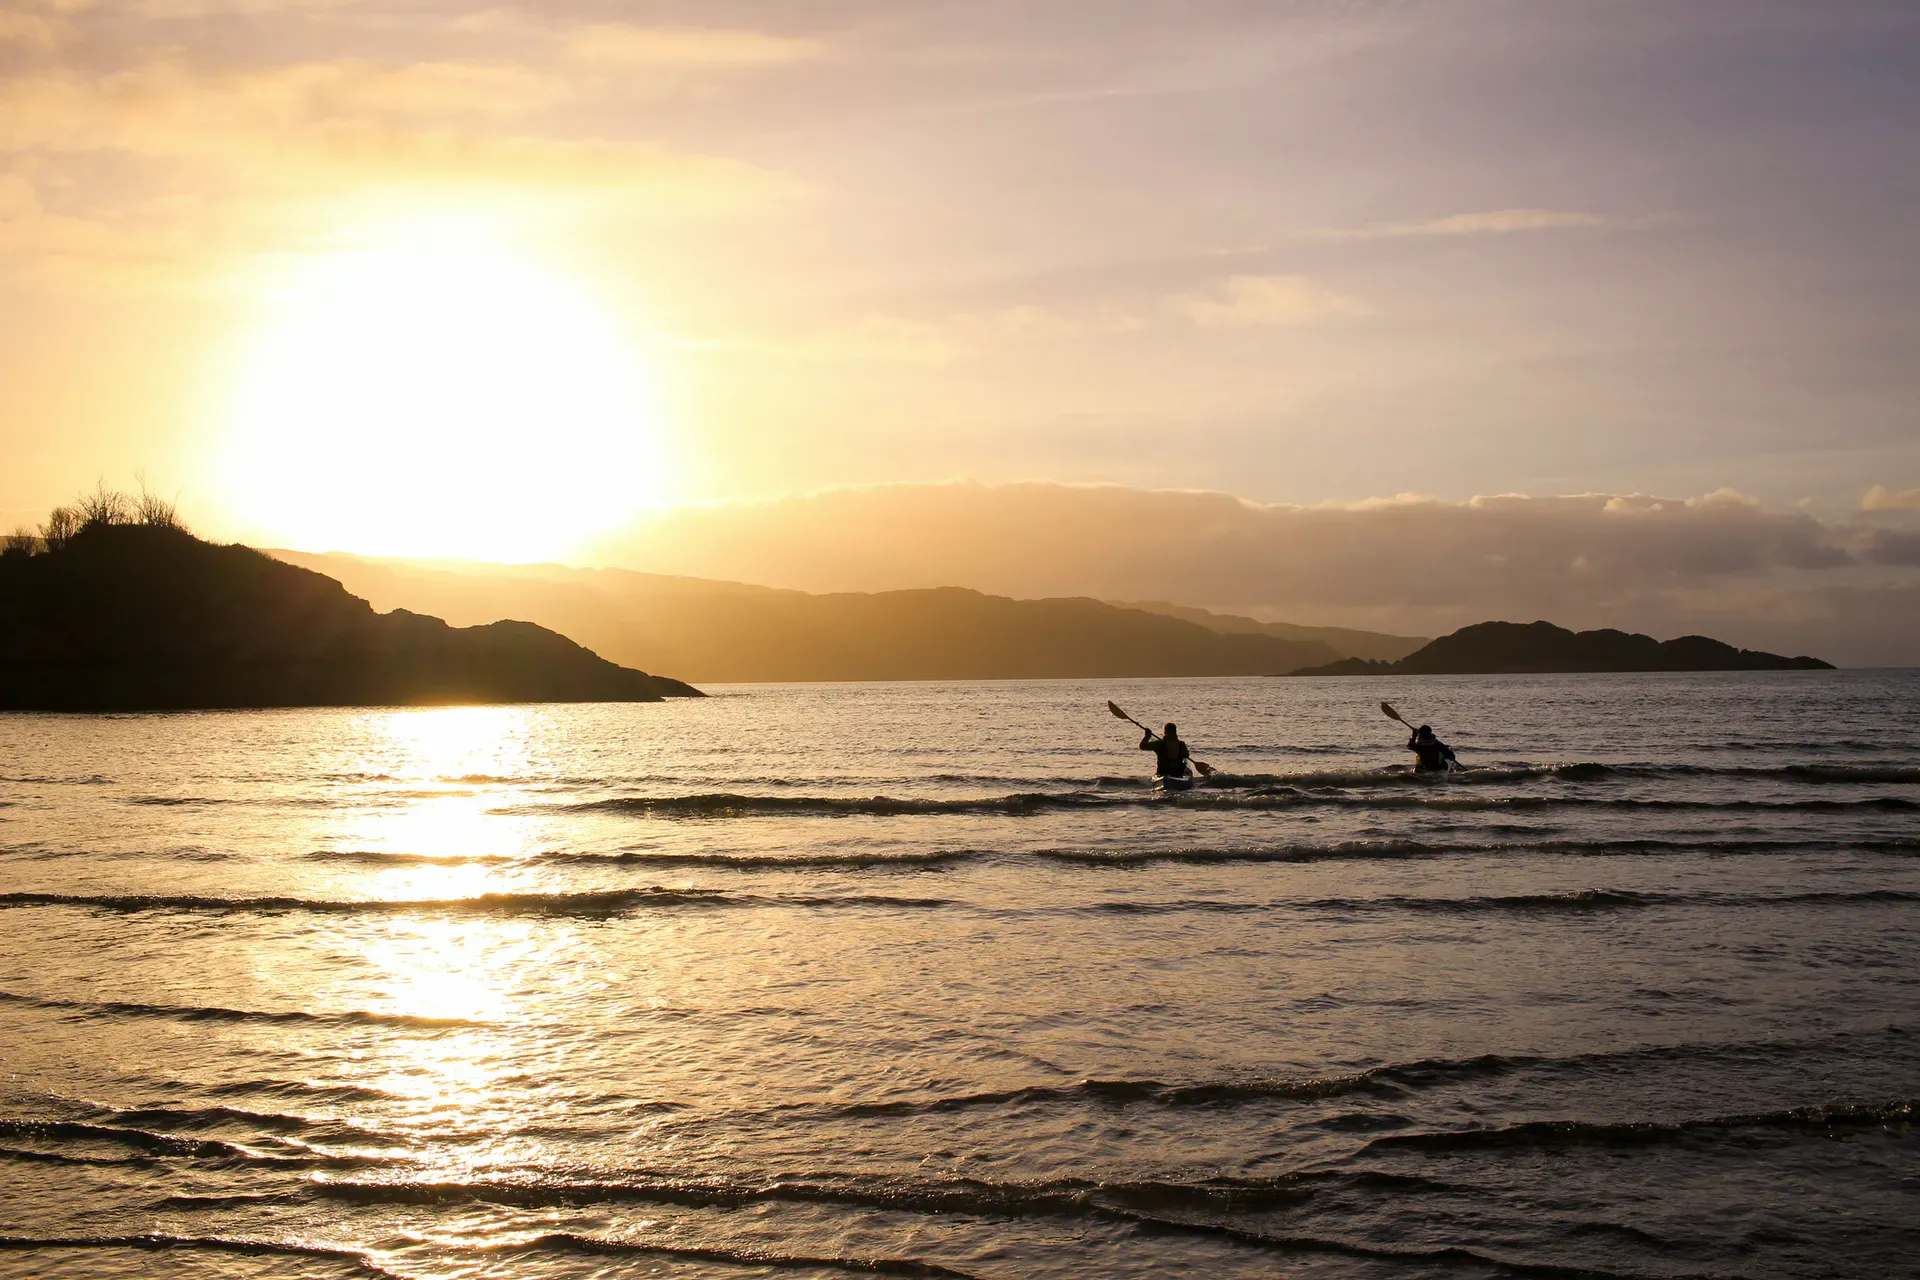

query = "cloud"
737;279;1351;365
585;481;1918;664
0;172;178;270
1864;528;1920;566
0;7;63;53
1387;208;1615;236
0;6;824;287
738;301;1153;364
0;62;578;156
0;59;704;159
1303;208;1623;241
1862;484;1920;511
1168;274;1364;328
0;52;796;282
564;24;823;70
756;314;962;365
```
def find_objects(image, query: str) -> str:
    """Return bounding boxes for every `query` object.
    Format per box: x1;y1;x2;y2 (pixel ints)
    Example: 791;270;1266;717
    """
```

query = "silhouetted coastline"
1285;619;1833;676
0;513;700;710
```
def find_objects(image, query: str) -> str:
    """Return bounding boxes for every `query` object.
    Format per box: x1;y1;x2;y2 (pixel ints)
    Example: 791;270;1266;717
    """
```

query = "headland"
0;521;700;710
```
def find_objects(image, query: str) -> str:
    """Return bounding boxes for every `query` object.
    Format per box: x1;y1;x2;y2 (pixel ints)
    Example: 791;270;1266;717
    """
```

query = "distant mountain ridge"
1287;620;1833;676
1108;600;1427;663
0;525;700;709
268;552;1428;682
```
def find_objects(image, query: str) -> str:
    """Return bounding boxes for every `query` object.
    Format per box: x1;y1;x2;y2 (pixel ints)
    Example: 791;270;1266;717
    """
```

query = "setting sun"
220;221;670;561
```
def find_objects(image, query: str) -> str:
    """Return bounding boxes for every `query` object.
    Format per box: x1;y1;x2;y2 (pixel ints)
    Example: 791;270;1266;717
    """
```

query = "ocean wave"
544;792;1104;818
0;1223;972;1276
1080;761;1919;788
768;1028;1914;1123
302;849;519;866
1361;1099;1915;1156
785;1056;1521;1120
12;846;235;864
1033;834;1920;865
306;847;978;870
0;989;485;1029
309;1170;1667;1276
0;888;954;918
17;834;1920;876
89;1101;395;1148
201;1078;399;1105
1777;764;1920;784
0;1118;385;1169
150;1192;311;1210
0;887;733;916
0;1144;146;1168
476;1232;976;1277
510;788;1920;820
483;763;1920;795
4;885;1910;920
1306;888;1920;915
0;775;114;786
311;1165;1402;1221
0;1235;399;1277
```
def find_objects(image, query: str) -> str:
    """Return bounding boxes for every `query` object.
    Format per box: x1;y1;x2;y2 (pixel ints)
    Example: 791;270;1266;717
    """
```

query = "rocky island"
1286;619;1832;676
0;509;700;710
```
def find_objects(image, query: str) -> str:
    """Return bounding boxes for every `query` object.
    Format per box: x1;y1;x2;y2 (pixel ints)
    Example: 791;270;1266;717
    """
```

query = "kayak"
1154;774;1196;792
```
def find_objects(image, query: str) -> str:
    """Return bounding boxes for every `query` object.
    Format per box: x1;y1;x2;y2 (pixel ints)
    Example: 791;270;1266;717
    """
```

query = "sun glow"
221;220;671;561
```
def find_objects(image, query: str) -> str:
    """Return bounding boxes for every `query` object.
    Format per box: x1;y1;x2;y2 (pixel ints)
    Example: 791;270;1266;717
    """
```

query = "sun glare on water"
222;221;669;561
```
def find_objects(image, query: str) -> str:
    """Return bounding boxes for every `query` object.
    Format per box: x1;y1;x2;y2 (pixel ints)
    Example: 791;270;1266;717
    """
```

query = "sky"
2;0;1917;656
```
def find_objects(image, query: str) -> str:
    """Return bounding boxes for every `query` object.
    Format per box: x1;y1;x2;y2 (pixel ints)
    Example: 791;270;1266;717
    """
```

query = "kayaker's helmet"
1164;722;1178;738
1417;724;1434;738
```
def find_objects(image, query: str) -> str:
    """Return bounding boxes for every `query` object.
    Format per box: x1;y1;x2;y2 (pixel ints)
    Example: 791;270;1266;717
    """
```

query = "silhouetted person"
1408;724;1456;773
1140;722;1192;780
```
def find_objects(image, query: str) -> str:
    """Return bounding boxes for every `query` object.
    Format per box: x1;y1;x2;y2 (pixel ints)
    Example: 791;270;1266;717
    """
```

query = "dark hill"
1105;600;1427;663
0;525;700;710
267;552;1352;682
1286;620;1832;676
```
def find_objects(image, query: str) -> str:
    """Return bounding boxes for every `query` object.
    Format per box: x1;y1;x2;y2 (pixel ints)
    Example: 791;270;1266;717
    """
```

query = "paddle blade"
1380;701;1404;724
1108;701;1132;720
1194;760;1215;777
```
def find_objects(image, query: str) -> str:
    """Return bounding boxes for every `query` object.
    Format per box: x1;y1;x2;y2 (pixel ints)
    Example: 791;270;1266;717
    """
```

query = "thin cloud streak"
1168;275;1365;328
1297;208;1629;241
563;25;825;69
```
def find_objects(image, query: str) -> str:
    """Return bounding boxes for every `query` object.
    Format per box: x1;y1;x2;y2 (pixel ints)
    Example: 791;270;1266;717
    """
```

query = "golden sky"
1;1;1917;628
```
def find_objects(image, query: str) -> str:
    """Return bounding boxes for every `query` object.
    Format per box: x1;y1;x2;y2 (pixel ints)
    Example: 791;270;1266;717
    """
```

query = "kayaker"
1407;724;1457;773
1140;722;1192;781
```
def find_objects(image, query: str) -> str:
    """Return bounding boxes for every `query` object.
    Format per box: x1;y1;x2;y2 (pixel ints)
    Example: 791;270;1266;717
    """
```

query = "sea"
1;672;1916;1280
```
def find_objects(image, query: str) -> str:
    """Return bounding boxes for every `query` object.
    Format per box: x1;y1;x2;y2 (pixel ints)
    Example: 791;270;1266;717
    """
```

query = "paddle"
1108;701;1214;776
1382;701;1457;771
